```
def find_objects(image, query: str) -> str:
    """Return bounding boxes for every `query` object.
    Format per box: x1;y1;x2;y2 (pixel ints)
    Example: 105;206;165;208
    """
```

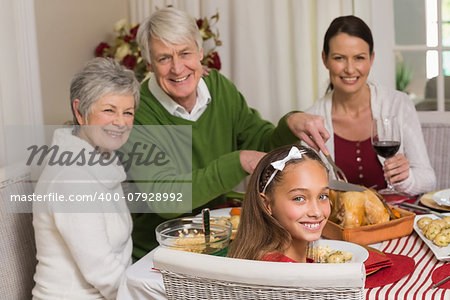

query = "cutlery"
432;275;450;288
377;194;399;220
399;202;446;218
202;208;213;253
328;179;365;192
325;154;348;182
391;190;416;199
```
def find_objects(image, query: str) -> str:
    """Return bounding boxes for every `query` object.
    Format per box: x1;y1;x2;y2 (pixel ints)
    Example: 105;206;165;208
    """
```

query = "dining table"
117;201;450;300
365;230;449;299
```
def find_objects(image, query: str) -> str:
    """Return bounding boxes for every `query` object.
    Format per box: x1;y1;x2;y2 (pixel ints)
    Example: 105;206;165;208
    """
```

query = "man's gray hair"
70;57;140;126
137;7;203;64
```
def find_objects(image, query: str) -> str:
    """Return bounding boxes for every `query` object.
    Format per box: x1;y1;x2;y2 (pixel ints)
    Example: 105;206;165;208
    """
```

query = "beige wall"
35;0;129;125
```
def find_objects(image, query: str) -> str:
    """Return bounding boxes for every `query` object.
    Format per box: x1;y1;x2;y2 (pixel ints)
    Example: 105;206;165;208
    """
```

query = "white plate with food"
432;189;450;206
413;213;450;261
314;239;369;263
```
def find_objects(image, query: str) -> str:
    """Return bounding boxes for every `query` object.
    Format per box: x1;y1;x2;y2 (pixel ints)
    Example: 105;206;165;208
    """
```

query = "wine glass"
371;117;401;194
306;240;320;262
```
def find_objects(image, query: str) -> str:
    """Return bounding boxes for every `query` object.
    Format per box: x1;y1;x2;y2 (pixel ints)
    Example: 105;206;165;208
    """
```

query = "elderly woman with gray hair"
32;57;140;300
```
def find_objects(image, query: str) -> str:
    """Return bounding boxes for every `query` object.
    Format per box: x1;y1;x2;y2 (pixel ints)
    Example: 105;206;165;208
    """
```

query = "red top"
262;253;314;263
334;133;386;189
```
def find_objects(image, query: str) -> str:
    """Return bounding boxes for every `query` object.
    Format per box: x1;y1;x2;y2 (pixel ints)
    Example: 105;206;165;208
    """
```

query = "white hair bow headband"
261;146;306;193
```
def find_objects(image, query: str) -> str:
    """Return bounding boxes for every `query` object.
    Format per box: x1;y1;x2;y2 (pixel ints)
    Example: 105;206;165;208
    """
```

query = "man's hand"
239;150;267;174
286;112;330;155
384;153;410;183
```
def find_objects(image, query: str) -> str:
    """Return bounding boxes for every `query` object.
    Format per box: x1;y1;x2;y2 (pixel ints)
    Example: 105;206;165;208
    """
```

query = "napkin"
431;264;450;289
365;253;415;289
383;193;416;205
364;249;393;275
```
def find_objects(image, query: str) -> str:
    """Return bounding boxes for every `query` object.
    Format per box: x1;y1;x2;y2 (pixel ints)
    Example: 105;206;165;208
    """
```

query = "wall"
35;0;130;125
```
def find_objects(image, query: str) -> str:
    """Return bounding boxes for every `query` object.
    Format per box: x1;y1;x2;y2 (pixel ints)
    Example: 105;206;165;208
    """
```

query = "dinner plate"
432;189;450;206
195;208;235;218
420;191;450;212
316;239;369;263
208;207;234;218
413;213;450;261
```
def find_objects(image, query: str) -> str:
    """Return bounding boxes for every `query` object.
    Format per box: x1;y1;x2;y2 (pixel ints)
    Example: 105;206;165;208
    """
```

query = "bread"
329;188;390;228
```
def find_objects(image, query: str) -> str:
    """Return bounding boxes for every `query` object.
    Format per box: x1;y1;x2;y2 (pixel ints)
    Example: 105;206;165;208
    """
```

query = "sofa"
0;165;36;299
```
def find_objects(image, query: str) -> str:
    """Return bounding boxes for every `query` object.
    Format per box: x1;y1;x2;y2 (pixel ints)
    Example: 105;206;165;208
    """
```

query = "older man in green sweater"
125;7;330;259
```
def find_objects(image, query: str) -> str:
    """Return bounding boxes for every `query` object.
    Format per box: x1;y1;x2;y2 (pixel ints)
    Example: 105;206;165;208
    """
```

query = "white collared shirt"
148;73;211;121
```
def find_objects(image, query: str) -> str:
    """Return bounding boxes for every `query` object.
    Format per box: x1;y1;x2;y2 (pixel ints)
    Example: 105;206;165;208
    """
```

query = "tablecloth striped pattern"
365;231;449;299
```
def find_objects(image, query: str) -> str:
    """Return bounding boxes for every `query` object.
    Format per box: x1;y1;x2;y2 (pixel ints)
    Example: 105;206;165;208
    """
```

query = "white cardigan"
306;82;436;195
32;128;132;300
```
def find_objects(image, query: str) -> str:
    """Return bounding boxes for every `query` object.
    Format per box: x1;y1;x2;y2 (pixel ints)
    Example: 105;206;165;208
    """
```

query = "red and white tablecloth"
365;231;449;300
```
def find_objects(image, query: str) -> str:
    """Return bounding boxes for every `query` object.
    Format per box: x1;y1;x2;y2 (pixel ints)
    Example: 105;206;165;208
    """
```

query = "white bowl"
155;216;232;255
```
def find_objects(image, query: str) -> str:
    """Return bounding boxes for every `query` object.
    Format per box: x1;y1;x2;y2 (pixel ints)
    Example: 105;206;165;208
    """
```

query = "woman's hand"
286;112;331;155
384;153;410;183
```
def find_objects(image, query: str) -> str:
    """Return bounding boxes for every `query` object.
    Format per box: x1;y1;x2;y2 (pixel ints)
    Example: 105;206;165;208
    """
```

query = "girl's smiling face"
265;159;330;247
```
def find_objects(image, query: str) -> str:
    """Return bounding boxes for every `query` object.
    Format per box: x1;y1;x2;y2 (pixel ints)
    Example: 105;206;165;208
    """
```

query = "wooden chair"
153;247;366;300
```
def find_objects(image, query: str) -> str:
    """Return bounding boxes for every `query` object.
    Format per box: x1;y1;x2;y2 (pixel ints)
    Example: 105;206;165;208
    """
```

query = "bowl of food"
155;216;232;256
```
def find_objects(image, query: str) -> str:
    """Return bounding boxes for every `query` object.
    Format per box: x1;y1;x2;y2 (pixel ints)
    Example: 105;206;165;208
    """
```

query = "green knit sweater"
126;69;299;259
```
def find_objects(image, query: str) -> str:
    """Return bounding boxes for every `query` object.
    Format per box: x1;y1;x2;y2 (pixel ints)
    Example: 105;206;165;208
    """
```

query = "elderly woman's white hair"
137;7;203;64
70;57;140;127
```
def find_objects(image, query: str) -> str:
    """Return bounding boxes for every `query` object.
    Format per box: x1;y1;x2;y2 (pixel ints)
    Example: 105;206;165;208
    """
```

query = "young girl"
228;145;330;263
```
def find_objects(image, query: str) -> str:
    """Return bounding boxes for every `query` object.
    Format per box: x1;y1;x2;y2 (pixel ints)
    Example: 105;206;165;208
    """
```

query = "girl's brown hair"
228;144;327;260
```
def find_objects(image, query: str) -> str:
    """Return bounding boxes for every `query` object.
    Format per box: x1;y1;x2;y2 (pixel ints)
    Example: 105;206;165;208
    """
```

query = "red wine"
373;141;401;158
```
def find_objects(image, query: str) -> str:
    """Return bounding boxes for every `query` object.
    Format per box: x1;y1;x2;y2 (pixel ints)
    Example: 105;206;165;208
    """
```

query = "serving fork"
325;154;348;182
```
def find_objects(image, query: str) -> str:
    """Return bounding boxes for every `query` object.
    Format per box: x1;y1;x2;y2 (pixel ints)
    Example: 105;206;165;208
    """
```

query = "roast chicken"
329;188;390;228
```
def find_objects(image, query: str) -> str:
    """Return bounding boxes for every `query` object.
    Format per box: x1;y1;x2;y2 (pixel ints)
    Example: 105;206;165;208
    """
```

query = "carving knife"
399;202;446;218
328;179;366;192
